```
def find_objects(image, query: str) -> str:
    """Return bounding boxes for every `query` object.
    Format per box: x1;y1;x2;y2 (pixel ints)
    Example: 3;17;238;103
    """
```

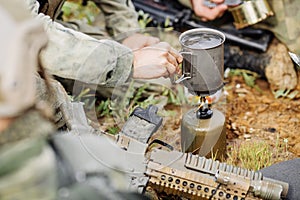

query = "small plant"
229;69;262;93
110;80;188;123
96;99;111;117
162;85;187;106
137;10;153;29
107;126;120;135
273;89;299;99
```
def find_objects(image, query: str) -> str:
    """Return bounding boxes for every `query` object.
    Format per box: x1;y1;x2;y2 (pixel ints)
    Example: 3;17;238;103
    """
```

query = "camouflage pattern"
0;108;146;200
255;0;300;55
0;1;144;199
0;110;57;200
0;110;55;146
92;0;140;37
35;74;71;128
38;0;140;38
59;0;140;41
25;0;135;87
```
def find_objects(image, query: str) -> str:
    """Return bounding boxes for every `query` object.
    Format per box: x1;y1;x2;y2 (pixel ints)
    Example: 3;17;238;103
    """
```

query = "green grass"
226;136;290;171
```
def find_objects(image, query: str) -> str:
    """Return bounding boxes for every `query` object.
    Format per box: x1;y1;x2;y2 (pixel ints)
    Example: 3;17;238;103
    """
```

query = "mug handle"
174;51;193;84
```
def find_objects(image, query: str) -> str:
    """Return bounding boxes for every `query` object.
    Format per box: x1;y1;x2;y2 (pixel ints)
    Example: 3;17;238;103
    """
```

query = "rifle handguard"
146;149;288;200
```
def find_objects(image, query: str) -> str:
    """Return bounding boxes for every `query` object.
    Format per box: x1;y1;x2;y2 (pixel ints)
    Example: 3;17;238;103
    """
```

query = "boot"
224;44;271;78
224;38;298;91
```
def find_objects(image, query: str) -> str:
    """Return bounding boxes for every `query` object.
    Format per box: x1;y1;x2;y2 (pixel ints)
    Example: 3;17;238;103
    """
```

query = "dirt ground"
147;70;300;165
97;68;300;171
224;73;300;156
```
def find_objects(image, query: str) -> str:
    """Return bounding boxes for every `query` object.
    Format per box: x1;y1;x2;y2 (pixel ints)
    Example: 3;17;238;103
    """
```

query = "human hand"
122;33;160;50
132;42;183;79
192;0;228;21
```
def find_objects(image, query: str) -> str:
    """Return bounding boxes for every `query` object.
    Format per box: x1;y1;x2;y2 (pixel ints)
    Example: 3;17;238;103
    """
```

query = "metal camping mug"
177;28;226;96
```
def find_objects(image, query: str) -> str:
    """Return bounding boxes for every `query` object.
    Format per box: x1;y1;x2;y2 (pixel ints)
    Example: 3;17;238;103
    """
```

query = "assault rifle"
55;102;288;200
116;105;288;199
132;0;273;52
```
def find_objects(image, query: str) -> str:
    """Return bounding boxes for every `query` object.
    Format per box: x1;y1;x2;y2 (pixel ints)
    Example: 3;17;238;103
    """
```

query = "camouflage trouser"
255;0;300;55
57;12;138;41
57;17;111;40
0;109;57;200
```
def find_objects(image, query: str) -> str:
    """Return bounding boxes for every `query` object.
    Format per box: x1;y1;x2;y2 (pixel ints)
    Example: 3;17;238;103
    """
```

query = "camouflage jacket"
25;0;139;87
0;110;57;200
0;109;144;200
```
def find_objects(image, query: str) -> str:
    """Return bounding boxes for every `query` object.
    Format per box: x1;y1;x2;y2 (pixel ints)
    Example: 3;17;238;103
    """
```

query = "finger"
217;9;227;18
166;52;178;68
165;52;181;74
217;4;228;15
153;42;183;64
202;5;227;20
169;46;183;63
217;4;228;11
201;7;220;20
164;61;177;76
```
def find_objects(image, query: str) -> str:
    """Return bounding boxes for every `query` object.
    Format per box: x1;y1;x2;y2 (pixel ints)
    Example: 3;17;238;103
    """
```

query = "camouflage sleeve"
92;0;140;36
25;0;133;87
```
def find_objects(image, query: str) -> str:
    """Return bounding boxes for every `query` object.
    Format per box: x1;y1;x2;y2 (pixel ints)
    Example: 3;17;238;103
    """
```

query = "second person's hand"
192;0;228;21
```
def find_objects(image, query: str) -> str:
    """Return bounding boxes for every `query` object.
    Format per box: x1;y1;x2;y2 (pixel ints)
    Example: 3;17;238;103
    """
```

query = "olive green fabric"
0;142;57;200
0;110;55;146
255;0;300;55
92;0;140;37
40;0;140;38
25;0;134;87
35;74;71;128
0;110;57;200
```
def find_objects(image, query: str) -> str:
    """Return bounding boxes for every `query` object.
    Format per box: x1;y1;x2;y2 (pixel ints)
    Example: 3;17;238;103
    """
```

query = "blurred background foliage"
62;0;99;24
